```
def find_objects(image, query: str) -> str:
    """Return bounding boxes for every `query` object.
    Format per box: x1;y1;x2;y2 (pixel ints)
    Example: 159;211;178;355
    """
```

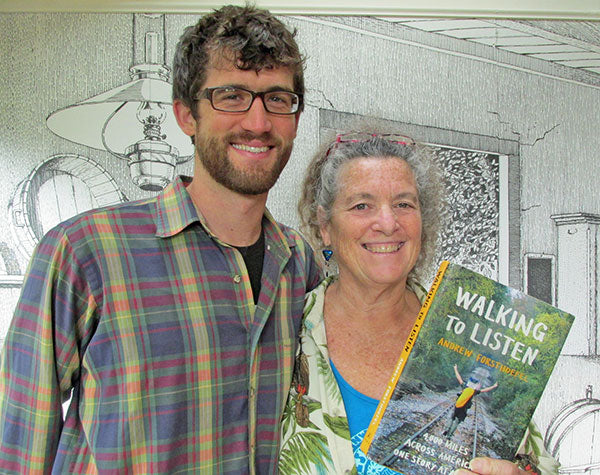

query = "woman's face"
320;157;422;288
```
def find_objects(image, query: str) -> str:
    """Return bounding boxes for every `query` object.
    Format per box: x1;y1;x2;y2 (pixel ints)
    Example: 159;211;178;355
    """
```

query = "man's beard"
195;131;293;195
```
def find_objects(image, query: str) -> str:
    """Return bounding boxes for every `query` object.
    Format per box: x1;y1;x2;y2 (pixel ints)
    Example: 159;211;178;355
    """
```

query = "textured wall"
0;11;598;468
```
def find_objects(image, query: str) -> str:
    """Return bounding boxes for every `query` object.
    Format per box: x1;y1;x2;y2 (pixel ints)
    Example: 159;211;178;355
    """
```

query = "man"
444;364;498;438
0;5;320;474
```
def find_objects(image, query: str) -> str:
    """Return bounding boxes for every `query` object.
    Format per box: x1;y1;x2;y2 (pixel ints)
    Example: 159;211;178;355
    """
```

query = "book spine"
360;260;450;454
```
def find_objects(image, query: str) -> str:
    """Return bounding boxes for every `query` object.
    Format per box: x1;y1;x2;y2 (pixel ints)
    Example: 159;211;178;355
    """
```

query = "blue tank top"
330;359;378;436
330;359;398;475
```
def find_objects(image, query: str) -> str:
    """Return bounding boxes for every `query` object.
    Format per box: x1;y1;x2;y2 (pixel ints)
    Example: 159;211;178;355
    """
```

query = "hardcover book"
360;261;574;474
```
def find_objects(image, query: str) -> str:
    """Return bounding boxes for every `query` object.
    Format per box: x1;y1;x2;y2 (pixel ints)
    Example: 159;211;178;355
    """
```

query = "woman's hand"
453;457;530;475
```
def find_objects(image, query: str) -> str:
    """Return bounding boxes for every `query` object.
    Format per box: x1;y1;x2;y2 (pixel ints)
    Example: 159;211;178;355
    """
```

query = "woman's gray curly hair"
298;125;447;281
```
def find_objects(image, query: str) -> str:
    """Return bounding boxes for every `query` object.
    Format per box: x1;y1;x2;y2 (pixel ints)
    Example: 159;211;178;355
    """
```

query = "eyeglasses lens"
210;87;299;114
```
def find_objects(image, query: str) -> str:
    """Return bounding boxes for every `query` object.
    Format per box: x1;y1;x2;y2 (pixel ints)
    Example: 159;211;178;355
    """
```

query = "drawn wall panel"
1;11;598;471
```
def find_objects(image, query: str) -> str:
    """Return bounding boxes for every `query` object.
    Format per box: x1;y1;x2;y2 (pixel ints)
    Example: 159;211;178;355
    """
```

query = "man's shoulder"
45;195;158;245
51;175;191;239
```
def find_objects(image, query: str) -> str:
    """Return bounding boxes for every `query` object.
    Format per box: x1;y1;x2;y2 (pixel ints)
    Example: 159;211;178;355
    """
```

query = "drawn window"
431;147;499;279
524;254;555;305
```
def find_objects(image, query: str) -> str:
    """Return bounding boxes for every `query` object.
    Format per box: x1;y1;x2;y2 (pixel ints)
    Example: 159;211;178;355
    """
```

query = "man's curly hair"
172;5;305;117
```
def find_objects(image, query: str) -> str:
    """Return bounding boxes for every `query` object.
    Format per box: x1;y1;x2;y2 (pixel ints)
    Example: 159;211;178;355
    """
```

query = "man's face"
191;60;300;195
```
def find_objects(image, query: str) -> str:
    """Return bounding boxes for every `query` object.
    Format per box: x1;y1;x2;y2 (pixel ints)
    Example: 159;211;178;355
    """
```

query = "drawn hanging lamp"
46;18;193;192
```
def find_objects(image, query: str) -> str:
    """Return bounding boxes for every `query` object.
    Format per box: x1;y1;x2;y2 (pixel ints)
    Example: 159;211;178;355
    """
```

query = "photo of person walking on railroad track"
444;364;499;438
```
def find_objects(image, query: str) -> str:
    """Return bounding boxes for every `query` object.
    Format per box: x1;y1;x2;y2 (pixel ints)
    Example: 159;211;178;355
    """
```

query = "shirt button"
233;274;241;283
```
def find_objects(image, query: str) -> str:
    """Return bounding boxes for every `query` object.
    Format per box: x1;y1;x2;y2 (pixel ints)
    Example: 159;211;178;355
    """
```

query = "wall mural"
0;11;598;472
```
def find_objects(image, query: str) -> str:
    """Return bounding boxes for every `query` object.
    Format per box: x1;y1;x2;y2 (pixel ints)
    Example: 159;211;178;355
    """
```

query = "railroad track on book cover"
372;388;502;474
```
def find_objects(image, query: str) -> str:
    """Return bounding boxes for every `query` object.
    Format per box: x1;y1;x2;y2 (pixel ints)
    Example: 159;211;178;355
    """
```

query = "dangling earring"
322;249;333;277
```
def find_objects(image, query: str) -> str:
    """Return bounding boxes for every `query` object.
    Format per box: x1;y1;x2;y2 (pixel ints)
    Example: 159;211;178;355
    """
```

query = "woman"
279;129;558;474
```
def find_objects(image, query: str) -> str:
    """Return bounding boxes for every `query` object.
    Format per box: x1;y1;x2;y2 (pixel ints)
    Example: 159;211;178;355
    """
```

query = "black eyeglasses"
199;86;302;115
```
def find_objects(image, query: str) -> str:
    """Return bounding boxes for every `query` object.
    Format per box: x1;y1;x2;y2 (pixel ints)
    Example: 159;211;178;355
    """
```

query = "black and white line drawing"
0;11;598;472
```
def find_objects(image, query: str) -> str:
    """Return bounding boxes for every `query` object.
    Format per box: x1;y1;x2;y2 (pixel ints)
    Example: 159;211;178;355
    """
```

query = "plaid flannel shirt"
0;176;321;474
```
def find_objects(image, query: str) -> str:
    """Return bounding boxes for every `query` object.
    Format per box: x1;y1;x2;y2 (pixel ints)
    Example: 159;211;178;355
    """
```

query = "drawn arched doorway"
545;386;600;474
8;153;127;263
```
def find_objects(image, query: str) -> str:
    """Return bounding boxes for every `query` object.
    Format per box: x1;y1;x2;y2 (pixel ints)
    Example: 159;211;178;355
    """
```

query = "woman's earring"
322;249;333;276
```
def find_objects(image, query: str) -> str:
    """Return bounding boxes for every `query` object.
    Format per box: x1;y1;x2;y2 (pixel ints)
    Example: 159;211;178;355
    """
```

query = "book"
360;260;574;474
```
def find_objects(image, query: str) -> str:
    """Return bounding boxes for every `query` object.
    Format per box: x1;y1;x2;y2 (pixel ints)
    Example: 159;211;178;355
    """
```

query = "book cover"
360;261;574;474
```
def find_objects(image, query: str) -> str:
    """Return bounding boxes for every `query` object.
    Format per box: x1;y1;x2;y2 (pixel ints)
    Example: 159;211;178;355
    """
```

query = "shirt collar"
153;175;296;252
154;175;200;238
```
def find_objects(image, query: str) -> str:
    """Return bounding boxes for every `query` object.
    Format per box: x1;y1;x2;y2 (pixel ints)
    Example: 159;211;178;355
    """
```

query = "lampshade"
48;75;190;153
46;62;194;191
